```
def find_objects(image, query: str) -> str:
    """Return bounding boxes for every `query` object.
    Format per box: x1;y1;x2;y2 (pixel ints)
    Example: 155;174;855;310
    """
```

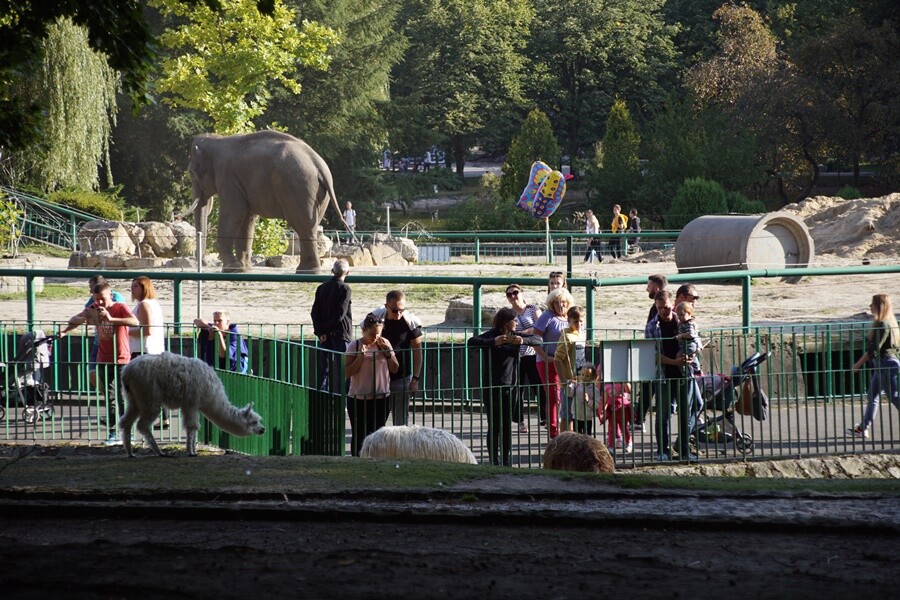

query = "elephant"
184;130;348;273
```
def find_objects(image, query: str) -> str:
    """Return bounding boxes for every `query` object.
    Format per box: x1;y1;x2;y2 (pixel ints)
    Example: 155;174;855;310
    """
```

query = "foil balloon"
515;161;552;214
531;170;566;218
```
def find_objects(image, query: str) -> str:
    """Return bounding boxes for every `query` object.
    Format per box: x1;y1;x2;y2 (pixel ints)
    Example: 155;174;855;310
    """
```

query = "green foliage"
635;98;762;221
443;187;548;233
527;0;678;167
252;218;289;256
499;109;562;201
666;177;728;229
48;189;122;220
150;0;339;134
12;18;119;192
390;0;535;173
585;99;642;206
837;185;861;200
726;191;767;214
0;196;23;254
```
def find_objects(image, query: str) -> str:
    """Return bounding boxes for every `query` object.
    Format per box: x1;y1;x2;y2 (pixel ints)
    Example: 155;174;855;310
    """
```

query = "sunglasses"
685;294;701;301
388;306;404;314
506;290;520;297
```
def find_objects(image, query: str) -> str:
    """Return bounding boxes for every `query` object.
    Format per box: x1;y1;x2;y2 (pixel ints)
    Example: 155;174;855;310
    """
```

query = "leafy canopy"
500;109;562;201
150;0;338;133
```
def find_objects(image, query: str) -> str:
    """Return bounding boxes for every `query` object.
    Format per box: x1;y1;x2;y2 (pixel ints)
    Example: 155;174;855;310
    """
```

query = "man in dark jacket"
311;259;352;392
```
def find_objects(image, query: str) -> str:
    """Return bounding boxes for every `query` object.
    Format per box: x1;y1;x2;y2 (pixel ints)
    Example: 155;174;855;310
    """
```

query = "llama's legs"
136;414;165;456
186;428;198;456
118;401;141;457
183;409;200;456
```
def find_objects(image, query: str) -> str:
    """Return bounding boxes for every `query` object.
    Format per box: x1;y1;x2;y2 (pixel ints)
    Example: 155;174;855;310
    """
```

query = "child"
675;301;702;376
600;371;633;452
554;305;586;433
568;365;602;435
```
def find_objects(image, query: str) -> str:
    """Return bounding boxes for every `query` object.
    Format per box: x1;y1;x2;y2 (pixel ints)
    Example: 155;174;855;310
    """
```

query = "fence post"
474;236;480;263
472;283;482;330
173;278;183;335
742;275;752;328
566;236;573;280
26;274;36;331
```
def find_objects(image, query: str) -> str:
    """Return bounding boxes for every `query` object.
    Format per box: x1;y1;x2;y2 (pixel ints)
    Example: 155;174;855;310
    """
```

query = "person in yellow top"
610;204;628;258
554;305;586;434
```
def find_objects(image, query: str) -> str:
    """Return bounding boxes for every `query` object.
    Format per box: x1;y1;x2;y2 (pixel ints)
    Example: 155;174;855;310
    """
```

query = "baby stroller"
0;330;57;424
692;351;770;455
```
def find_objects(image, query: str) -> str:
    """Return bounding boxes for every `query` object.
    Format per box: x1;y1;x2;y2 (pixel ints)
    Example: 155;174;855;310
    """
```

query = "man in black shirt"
365;290;423;425
645;290;701;461
635;274;668;431
311;259;352;392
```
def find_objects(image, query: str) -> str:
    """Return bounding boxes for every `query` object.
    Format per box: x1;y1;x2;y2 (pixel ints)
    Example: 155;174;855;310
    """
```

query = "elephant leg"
235;214;257;271
295;232;321;273
218;205;251;273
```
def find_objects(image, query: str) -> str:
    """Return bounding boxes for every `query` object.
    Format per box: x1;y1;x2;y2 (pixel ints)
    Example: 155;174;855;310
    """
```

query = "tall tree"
526;0;678;173
390;0;534;177
587;99;641;206
149;0;338;134
499;109;562;200
11;18;118;192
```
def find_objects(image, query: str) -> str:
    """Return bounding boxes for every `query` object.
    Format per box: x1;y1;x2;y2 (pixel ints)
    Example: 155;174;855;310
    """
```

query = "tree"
149;0;338;134
586;99;641;206
666;177;728;229
390;0;534;178
264;0;406;225
499;109;562;200
526;0;678;172
10;18;118;192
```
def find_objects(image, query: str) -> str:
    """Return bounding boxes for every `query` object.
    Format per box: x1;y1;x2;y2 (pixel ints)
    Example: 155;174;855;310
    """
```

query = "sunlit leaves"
150;0;338;133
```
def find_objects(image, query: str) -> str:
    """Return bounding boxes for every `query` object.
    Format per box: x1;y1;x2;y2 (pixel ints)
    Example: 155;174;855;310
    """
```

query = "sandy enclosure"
1;253;896;336
1;193;898;334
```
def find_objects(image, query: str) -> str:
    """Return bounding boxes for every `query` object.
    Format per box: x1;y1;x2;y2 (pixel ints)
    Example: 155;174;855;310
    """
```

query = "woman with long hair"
506;284;545;430
849;293;900;438
129;276;167;426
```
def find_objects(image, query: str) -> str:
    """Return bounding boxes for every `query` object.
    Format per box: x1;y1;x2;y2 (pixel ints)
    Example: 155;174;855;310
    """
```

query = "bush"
837;185;861;200
726;191;767;214
0;196;23;254
667;178;728;229
252;218;289;256
48;188;122;220
499;109;562;201
443;189;543;233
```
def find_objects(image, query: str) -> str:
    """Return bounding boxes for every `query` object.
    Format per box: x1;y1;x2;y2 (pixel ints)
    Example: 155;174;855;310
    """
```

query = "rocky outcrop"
328;234;419;267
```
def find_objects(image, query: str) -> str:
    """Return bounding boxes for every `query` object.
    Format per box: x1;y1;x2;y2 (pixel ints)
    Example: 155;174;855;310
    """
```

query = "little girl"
599;371;633;452
675;301;702;376
568;365;602;435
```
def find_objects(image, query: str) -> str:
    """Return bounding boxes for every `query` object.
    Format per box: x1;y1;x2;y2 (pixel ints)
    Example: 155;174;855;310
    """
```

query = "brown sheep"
542;432;615;473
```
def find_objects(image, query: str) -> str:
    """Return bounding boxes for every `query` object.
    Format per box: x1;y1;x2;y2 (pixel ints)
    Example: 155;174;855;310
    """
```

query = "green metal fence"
1;319;896;466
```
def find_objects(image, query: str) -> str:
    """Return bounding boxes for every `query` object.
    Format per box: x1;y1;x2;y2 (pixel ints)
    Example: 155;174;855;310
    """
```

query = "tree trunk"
452;135;465;179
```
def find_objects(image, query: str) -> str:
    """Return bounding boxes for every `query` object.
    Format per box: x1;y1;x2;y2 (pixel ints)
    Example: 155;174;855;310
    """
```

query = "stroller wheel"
23;406;37;425
735;433;754;454
37;402;54;420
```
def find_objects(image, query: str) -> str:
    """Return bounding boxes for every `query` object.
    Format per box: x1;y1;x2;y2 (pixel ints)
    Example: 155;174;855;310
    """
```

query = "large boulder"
330;244;374;267
0;256;45;294
77;221;136;255
141;221;178;257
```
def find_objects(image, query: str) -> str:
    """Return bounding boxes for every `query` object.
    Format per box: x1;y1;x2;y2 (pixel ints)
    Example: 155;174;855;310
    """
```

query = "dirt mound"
782;192;900;259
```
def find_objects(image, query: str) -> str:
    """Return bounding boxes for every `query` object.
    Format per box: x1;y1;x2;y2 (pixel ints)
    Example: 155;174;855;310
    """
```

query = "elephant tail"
322;173;354;239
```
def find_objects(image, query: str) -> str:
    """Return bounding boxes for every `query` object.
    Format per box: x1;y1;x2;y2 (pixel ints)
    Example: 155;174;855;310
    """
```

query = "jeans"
656;376;702;456
347;396;391;457
862;357;900;430
389;376;412;426
317;334;348;393
97;363;123;436
483;384;514;466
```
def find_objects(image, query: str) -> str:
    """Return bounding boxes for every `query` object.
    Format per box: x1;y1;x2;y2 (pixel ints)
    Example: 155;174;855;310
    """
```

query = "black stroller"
692;351;770;455
0;331;57;424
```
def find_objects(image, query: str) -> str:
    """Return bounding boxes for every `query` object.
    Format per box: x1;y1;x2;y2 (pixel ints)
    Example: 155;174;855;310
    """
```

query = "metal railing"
1;185;100;251
2;320;895;466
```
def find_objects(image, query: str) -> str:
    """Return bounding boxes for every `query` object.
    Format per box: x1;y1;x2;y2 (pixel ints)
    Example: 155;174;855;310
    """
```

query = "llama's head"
239;402;266;436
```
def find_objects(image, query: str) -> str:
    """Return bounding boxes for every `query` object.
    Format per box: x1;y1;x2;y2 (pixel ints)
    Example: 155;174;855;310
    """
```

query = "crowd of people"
583;205;642;263
51;264;898;463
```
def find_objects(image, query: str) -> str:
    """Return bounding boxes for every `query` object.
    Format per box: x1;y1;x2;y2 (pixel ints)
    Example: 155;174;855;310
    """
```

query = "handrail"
2;263;899;334
1;185;101;221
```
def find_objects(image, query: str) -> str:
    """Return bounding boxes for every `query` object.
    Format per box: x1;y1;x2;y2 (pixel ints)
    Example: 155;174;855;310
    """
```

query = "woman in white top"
129;276;167;424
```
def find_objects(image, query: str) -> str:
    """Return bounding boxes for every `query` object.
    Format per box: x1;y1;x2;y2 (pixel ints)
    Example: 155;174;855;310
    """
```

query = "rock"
0;257;44;293
77;220;136;255
141;221;178;257
266;255;301;269
166;257;197;268
123;257;168;269
369;243;408;266
444;290;545;325
170;221;198;257
331;244;374;267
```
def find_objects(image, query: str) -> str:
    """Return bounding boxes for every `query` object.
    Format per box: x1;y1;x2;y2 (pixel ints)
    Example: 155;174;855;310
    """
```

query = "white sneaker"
625;441;633;453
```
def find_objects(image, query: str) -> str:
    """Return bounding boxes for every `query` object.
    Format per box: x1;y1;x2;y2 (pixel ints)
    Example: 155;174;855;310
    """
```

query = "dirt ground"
2;517;897;599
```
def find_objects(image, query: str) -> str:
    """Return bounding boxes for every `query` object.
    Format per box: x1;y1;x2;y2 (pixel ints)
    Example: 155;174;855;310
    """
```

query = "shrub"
667;178;728;229
252;218;289;256
48;188;121;220
443;189;542;233
837;185;861;200
0;196;23;254
500;109;561;201
726;191;767;214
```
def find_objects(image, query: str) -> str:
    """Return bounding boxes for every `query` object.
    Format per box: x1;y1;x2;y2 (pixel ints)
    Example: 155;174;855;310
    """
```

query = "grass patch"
0;283;83;301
